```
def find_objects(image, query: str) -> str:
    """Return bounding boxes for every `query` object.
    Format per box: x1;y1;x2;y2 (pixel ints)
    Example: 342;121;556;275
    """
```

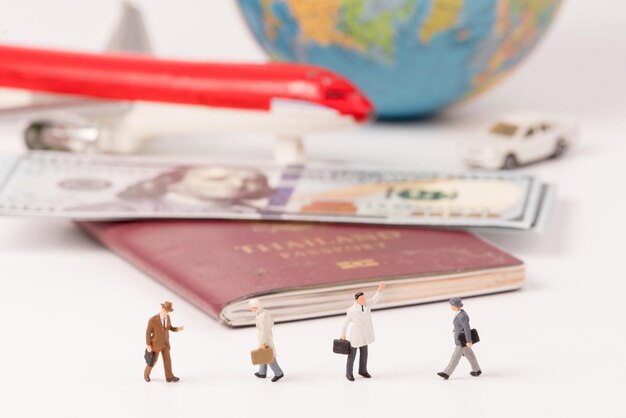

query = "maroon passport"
79;220;524;327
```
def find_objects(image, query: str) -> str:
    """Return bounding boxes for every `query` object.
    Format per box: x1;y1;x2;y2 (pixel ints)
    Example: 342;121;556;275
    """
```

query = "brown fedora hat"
161;301;174;312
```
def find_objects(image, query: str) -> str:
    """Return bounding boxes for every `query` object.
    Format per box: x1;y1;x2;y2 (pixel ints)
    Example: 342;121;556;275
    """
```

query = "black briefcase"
458;329;480;346
333;339;351;355
144;349;155;367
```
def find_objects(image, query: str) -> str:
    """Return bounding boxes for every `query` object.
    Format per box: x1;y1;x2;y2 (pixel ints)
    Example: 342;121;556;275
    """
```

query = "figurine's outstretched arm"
369;282;385;309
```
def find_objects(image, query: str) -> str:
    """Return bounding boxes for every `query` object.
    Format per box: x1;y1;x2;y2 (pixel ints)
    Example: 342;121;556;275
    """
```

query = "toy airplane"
0;2;373;164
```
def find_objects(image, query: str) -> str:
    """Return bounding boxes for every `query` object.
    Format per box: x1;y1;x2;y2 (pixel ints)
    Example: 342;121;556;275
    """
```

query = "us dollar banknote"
0;152;553;230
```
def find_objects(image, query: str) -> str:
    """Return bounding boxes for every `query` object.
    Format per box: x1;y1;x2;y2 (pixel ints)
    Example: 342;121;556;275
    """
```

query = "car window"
489;123;518;137
524;128;535;138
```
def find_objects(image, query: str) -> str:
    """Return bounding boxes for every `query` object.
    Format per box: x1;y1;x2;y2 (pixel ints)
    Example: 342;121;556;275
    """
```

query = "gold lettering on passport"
277;242;387;259
337;259;379;270
233;245;254;254
234;231;400;256
286;241;306;249
278;242;386;260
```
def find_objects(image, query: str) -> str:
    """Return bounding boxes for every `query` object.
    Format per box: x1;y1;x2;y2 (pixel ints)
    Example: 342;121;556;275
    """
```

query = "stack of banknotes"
0;151;553;231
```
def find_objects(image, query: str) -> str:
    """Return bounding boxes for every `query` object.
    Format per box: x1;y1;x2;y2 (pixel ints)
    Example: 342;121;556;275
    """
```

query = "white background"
0;1;625;417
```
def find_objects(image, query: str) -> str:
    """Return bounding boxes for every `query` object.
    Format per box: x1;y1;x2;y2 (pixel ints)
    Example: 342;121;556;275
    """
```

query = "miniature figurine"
437;297;481;380
249;299;284;382
144;301;184;382
459;112;578;169
339;281;385;381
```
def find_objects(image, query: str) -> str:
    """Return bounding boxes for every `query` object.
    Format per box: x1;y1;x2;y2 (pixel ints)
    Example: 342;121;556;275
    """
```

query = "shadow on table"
2;197;573;258
478;198;573;257
0;219;99;253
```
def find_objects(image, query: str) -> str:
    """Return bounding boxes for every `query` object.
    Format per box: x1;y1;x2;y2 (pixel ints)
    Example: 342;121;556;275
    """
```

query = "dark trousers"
346;345;368;377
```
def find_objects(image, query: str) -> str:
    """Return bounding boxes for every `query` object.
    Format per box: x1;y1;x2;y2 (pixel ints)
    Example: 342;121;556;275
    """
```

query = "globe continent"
237;0;562;119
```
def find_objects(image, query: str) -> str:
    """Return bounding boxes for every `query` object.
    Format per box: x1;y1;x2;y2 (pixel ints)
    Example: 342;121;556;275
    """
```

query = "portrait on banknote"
67;165;275;213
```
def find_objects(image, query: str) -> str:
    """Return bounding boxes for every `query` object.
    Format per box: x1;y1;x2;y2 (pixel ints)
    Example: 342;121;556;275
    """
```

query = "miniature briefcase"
333;339;351;355
144;349;155;367
458;329;480;346
250;347;275;365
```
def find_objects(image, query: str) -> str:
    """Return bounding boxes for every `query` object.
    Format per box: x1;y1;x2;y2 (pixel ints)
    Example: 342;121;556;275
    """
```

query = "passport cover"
78;220;524;326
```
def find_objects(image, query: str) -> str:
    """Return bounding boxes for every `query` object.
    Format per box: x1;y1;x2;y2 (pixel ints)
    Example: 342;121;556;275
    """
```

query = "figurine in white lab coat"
249;299;284;382
340;281;385;381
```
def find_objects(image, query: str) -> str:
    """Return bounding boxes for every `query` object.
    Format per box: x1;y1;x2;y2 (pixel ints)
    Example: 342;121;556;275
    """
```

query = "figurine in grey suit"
437;297;482;379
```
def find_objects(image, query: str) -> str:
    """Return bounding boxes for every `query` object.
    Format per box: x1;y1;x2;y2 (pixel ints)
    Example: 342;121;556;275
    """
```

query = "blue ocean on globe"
237;0;562;118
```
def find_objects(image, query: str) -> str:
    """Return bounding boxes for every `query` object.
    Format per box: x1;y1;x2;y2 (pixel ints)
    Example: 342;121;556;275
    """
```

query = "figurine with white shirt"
437;297;482;380
249;299;284;382
339;281;385;381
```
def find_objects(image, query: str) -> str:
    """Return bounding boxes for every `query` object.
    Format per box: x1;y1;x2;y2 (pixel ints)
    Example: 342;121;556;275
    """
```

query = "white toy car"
460;113;578;169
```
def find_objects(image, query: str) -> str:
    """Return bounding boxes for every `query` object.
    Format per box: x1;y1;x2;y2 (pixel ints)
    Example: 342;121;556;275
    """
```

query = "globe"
237;0;562;119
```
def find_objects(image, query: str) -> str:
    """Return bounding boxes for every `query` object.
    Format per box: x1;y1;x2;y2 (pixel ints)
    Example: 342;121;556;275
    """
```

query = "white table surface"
0;1;624;417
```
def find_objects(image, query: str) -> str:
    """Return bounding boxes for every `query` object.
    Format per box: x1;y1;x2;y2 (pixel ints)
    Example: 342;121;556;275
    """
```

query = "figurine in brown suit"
144;301;184;382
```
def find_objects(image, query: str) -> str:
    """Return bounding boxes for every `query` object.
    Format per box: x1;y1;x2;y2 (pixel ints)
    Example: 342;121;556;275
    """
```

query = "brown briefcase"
250;347;275;365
